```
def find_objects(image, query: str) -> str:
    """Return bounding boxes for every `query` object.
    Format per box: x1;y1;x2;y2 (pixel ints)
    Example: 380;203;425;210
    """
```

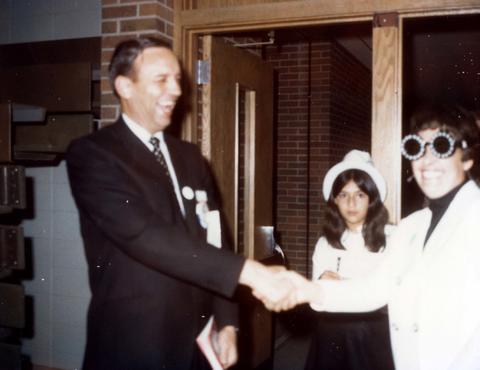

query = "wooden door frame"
174;0;480;222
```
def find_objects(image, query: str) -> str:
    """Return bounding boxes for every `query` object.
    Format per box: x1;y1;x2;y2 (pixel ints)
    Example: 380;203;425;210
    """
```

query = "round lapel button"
182;186;194;200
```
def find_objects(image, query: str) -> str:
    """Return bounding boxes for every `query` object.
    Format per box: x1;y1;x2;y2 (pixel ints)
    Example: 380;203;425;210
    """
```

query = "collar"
427;181;466;214
422;180;477;252
122;113;165;149
340;228;364;244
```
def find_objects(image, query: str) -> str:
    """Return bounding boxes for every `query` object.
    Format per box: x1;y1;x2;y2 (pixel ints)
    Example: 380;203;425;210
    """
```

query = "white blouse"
312;226;393;280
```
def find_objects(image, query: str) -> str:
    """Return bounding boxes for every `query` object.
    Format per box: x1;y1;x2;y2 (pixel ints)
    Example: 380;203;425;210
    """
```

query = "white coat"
313;180;480;370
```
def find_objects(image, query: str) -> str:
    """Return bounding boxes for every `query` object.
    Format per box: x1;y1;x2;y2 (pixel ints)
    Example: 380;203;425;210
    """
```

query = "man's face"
411;128;473;199
121;47;182;134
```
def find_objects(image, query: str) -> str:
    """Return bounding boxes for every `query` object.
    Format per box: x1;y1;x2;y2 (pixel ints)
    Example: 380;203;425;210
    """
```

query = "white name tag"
206;210;221;248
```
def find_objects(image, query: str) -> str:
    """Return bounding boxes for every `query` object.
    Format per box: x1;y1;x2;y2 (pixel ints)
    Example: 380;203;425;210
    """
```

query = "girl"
304;150;394;370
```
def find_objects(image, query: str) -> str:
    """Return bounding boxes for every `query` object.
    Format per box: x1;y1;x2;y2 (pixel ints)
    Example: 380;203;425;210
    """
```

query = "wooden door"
201;35;275;369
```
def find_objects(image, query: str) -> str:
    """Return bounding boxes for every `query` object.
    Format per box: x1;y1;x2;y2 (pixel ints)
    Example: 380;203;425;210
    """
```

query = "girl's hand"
319;270;341;280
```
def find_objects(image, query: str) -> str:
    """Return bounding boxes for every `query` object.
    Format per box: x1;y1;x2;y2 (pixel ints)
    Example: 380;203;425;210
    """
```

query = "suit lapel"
165;135;204;236
113;120;185;219
114;121;204;236
114;121;168;181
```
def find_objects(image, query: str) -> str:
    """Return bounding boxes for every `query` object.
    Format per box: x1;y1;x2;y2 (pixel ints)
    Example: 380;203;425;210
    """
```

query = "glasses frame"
401;131;467;161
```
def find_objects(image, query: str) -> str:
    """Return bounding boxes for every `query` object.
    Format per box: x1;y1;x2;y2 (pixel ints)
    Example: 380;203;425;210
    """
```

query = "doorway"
196;22;373;369
177;4;480;369
201;22;373;279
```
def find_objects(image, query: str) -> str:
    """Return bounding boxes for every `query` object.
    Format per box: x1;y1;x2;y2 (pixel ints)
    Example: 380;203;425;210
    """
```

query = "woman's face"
411;128;473;199
334;180;369;230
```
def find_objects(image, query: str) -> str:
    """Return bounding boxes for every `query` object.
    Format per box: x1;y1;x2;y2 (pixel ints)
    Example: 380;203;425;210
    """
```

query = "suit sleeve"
66;137;245;298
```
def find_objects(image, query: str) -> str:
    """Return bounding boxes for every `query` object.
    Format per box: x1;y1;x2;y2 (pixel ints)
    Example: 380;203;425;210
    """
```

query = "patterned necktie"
149;137;173;185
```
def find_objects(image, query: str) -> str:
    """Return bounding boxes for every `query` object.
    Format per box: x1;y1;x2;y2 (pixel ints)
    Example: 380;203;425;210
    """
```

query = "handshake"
239;260;320;312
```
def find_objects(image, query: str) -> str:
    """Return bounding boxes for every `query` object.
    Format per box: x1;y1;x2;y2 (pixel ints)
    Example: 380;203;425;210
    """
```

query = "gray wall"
0;0;100;44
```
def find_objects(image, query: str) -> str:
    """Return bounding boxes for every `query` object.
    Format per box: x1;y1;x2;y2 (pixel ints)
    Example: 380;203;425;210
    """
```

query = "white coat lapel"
422;181;474;259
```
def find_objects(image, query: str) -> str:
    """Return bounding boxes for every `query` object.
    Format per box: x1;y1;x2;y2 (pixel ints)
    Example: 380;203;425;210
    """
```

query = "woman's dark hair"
409;105;480;174
108;37;172;98
324;169;389;252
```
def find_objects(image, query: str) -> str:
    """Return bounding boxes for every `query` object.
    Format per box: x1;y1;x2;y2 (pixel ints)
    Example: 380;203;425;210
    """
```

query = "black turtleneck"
423;181;466;246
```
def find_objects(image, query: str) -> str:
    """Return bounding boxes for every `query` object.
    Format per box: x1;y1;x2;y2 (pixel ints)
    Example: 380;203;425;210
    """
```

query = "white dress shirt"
122;113;185;216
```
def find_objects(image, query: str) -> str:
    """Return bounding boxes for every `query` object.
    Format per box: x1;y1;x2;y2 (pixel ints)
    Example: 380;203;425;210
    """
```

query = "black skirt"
304;309;394;370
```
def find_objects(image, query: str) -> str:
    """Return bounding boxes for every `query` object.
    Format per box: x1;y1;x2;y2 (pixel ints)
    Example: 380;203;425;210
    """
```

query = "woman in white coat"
304;150;394;370
272;106;480;370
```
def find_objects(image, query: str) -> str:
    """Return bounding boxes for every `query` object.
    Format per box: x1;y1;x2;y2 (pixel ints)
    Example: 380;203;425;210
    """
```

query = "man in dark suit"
66;37;296;370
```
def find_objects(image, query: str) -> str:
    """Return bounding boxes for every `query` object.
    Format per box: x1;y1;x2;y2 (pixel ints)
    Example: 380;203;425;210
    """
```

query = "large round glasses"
401;131;467;161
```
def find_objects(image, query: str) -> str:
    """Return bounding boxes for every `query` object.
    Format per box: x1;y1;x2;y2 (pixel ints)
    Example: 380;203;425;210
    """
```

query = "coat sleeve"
311;237;331;280
448;325;480;369
66;137;245;298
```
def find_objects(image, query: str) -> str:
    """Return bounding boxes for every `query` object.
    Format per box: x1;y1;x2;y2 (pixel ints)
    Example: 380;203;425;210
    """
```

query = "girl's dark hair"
108;37;172;98
324;169;389;252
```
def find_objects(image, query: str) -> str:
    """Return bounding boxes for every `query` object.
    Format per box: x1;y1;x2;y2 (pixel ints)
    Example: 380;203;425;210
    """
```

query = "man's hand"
276;270;326;312
239;260;326;312
239;260;300;311
263;270;311;311
214;325;237;369
251;268;324;313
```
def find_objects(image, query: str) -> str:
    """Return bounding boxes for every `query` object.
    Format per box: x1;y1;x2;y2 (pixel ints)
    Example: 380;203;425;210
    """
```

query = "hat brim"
322;162;387;202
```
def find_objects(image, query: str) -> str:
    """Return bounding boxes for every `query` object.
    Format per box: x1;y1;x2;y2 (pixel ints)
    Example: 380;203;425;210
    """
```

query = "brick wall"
308;41;371;270
100;0;174;125
330;41;371;157
305;41;334;275
266;42;312;276
266;40;371;276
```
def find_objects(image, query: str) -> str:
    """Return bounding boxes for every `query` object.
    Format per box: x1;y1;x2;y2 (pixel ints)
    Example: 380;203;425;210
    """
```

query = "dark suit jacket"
66;118;245;370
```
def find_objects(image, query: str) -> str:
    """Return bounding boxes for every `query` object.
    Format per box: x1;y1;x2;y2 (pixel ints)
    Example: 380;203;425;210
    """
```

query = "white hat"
322;150;387;201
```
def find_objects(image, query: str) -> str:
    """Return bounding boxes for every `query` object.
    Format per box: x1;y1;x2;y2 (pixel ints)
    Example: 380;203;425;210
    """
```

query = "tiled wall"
0;1;174;369
0;0;101;44
0;1;100;369
22;162;90;370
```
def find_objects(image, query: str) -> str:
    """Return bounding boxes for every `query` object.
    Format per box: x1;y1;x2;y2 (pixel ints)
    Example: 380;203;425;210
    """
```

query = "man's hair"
108;37;172;98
